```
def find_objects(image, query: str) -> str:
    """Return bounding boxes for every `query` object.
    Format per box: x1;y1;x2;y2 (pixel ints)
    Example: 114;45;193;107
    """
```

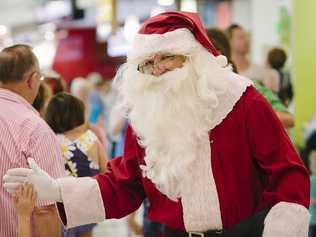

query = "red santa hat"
128;11;220;62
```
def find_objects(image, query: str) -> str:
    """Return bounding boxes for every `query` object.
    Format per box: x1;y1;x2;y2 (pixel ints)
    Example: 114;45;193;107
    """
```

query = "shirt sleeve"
245;90;310;236
246;90;309;208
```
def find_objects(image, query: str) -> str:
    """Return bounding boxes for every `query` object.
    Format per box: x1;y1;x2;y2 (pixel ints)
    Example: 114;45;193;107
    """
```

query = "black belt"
188;230;224;237
165;208;270;237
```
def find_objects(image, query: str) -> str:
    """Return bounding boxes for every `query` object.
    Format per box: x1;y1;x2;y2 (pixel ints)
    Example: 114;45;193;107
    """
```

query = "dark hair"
206;28;232;61
44;77;67;95
33;83;46;112
32;82;52;115
206;28;237;73
45;92;85;133
267;48;287;70
226;24;242;40
0;44;38;83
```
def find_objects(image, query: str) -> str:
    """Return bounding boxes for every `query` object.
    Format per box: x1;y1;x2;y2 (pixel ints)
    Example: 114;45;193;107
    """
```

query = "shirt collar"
0;88;39;115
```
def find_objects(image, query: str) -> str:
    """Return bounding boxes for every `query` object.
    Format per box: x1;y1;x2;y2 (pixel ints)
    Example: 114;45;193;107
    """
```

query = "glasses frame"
137;54;187;75
26;70;44;82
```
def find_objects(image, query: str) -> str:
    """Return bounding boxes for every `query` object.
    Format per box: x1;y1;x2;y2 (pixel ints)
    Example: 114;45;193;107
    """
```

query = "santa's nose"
152;54;167;76
152;66;167;76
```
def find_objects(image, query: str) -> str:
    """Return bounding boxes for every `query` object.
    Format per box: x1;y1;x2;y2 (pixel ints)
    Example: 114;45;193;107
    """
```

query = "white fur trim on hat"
215;55;228;67
128;28;202;62
263;201;310;237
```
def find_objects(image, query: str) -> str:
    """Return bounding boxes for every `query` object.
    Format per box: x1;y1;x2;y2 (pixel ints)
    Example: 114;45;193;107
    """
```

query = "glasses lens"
139;61;154;75
138;54;186;75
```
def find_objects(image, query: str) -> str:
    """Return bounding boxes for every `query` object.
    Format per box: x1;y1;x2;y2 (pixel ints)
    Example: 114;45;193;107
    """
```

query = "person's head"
32;82;52;117
206;28;231;60
116;12;231;200
87;72;111;94
45;92;85;134
70;77;93;102
267;47;287;70
226;24;249;56
43;70;67;95
206;28;237;72
0;44;43;103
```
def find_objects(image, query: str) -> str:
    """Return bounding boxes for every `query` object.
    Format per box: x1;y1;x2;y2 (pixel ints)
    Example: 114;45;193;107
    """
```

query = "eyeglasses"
28;71;44;81
138;54;186;75
22;70;45;85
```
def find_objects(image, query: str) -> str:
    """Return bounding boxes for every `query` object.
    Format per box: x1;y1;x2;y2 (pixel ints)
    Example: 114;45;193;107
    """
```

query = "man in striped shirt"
0;45;65;237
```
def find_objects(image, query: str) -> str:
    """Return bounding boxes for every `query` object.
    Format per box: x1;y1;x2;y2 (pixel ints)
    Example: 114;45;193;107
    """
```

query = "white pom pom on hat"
215;55;228;67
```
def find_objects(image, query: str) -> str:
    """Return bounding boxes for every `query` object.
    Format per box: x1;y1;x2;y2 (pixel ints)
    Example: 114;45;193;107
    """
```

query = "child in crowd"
12;184;37;237
267;47;293;106
45;92;108;237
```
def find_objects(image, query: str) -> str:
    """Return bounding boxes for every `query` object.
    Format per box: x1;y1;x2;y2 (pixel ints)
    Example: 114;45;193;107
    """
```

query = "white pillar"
249;0;280;64
231;0;251;31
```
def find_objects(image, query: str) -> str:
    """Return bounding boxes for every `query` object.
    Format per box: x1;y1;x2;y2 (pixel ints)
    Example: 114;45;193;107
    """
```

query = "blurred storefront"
0;0;290;72
0;0;315;146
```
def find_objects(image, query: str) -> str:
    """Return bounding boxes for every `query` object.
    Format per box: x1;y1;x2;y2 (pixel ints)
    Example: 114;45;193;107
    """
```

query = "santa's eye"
161;55;176;60
144;60;154;66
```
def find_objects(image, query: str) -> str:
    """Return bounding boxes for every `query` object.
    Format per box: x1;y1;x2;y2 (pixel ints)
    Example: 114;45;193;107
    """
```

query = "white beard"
116;46;231;200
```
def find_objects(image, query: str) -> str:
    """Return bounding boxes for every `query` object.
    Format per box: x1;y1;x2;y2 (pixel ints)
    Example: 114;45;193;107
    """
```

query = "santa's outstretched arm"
246;92;310;237
3;126;146;229
56;155;146;228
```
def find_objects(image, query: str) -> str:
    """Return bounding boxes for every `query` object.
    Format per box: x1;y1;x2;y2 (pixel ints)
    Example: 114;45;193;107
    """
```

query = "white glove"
3;158;62;202
3;170;30;194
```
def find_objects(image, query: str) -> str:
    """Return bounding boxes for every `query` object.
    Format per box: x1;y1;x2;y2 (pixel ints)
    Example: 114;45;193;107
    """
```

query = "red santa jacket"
57;86;310;236
96;86;309;227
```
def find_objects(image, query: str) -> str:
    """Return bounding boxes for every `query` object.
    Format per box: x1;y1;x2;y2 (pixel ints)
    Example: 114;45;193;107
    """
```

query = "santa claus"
3;12;310;237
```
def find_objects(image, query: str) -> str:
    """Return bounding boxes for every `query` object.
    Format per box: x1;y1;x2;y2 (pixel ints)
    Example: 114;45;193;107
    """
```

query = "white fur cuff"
263;201;310;237
57;177;106;228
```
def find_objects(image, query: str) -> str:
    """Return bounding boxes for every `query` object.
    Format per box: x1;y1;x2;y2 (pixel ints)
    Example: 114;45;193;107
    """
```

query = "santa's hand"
3;168;32;193
3;158;62;202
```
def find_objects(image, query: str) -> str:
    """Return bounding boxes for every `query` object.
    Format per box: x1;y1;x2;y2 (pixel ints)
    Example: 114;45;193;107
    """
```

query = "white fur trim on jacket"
181;140;223;231
210;72;252;129
263;201;310;237
128;28;202;63
56;177;105;228
182;74;252;231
